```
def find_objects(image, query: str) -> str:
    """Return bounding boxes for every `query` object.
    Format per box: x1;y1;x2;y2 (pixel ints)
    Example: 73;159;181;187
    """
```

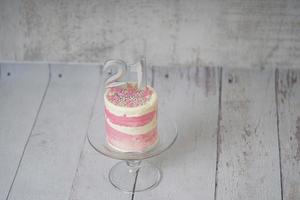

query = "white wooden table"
0;63;299;200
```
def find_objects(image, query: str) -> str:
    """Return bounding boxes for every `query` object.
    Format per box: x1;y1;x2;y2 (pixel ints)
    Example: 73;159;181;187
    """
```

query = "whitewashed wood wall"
0;0;300;69
0;63;300;199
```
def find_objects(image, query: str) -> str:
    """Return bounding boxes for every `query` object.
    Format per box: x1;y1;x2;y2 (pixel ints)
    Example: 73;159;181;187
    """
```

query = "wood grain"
6;64;100;200
0;63;49;200
216;68;282;200
1;0;300;69
277;69;300;200
135;66;219;200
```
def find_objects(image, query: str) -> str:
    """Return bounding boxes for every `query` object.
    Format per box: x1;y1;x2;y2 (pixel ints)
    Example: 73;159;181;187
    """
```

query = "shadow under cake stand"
88;114;178;193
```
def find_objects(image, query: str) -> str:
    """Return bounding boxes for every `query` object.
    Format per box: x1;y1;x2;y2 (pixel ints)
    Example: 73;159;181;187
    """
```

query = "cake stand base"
109;160;161;193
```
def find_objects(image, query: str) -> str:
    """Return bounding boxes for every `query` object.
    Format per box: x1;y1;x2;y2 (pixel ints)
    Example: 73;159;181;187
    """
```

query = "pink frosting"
105;108;156;127
105;121;157;152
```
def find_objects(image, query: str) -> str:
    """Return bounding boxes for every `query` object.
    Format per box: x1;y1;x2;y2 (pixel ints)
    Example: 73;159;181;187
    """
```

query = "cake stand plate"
88;113;178;193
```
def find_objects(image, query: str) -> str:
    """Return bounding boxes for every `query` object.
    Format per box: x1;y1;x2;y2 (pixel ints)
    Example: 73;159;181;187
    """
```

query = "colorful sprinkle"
106;83;153;107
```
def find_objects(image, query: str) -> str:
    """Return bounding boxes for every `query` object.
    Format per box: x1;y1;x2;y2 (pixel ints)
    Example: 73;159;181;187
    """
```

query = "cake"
104;82;158;152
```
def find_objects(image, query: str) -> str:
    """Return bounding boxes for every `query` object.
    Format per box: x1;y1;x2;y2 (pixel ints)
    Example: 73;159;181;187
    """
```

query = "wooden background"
1;0;300;68
0;63;299;200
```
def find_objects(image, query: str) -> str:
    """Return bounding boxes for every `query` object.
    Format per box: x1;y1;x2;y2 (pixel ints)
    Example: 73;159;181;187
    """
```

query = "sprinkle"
106;83;153;107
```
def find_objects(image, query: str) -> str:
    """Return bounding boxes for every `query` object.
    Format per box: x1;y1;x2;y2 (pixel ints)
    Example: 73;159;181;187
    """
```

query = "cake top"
106;83;153;107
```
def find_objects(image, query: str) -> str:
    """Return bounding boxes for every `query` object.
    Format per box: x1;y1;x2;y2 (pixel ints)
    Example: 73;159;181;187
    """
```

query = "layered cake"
104;82;158;152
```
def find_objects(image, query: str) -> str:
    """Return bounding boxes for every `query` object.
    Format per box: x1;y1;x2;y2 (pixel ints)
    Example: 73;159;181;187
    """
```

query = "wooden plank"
68;67;131;200
277;69;300;200
216;68;282;200
135;66;219;199
7;64;100;200
0;63;49;200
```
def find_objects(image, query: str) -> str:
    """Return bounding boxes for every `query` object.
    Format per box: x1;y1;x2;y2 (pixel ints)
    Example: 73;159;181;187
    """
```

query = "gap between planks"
128;67;154;200
5;64;52;200
131;169;140;200
275;69;284;200
214;67;223;200
66;65;103;200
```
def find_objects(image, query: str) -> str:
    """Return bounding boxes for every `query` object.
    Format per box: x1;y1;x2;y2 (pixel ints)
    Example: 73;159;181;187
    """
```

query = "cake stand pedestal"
87;114;178;193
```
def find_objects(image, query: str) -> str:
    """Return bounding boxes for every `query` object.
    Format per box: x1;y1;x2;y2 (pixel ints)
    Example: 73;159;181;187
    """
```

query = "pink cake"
104;82;158;152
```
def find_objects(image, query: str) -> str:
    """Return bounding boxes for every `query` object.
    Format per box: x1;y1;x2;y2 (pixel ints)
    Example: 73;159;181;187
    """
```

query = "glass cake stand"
87;113;178;193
